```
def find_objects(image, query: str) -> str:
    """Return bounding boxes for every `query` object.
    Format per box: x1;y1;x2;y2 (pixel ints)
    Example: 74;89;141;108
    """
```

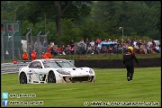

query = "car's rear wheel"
47;71;56;83
19;72;27;84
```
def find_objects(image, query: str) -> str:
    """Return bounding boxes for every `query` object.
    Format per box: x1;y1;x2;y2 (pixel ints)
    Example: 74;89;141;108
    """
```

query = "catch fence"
1;30;49;63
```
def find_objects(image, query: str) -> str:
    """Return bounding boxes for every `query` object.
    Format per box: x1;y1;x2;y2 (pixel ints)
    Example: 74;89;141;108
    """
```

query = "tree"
91;1;161;39
15;1;92;45
54;1;72;36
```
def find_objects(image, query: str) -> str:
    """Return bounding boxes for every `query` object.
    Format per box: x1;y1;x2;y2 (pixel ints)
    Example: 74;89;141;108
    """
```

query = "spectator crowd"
22;37;161;60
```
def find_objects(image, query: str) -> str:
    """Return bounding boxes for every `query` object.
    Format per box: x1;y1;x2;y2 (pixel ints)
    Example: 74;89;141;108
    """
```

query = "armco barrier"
1;62;29;74
1;60;74;74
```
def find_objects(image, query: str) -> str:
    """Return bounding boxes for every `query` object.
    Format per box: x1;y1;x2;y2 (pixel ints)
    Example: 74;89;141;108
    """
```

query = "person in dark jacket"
123;48;139;81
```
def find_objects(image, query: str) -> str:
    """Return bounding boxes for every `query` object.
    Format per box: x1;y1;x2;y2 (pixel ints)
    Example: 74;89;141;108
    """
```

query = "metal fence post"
11;32;16;60
37;31;42;37
45;31;49;36
1;32;5;63
45;31;49;43
26;30;32;60
37;31;42;59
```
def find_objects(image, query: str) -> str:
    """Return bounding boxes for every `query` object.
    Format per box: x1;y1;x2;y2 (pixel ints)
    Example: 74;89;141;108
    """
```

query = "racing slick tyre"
19;72;27;84
47;71;56;83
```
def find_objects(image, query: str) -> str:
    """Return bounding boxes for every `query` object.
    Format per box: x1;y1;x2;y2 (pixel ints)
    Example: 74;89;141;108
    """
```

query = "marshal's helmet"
128;46;133;52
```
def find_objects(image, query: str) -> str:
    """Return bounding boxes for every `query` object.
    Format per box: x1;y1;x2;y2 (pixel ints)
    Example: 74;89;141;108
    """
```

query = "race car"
18;59;95;84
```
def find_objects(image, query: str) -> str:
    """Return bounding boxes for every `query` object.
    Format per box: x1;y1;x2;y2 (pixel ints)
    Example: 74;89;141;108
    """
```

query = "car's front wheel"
47;71;56;83
19;72;27;84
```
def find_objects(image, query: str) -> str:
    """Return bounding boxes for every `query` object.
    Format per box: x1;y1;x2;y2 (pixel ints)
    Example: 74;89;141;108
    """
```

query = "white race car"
18;59;95;84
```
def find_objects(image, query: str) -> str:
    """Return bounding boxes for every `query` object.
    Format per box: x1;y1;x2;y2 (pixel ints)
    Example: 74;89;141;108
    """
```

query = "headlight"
89;69;94;74
56;69;70;75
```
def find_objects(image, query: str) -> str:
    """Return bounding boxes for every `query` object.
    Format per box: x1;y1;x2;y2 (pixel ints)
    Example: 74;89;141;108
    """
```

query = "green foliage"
45;21;57;42
1;1;161;43
21;19;57;43
21;20;34;36
91;1;161;39
78;16;108;40
63;1;93;21
61;18;82;44
122;35;152;42
1;10;13;21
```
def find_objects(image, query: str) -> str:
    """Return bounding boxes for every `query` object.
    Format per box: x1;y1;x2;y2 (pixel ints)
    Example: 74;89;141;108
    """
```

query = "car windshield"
56;61;75;68
43;60;75;68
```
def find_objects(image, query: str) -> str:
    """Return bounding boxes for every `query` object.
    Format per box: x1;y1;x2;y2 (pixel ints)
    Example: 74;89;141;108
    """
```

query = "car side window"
29;62;39;68
29;62;35;68
37;62;42;68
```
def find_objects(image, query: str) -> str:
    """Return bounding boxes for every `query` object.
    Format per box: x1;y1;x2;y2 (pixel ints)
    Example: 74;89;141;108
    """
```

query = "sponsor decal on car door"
28;61;44;82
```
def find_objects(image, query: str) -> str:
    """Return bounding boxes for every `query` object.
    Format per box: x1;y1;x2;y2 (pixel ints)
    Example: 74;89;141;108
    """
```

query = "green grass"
1;67;161;107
